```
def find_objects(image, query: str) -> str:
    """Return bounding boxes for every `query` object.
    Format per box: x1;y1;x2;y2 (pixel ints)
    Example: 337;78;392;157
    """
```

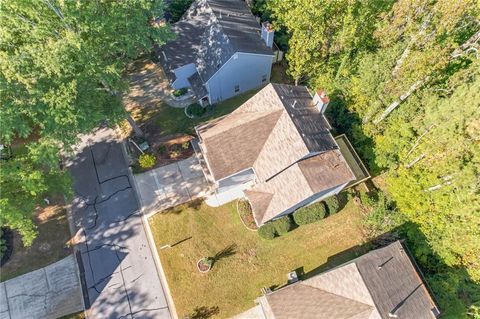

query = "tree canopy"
0;0;172;245
268;0;480;315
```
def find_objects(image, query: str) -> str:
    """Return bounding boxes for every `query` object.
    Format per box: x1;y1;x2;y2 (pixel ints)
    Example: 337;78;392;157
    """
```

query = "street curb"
63;194;88;318
122;141;179;319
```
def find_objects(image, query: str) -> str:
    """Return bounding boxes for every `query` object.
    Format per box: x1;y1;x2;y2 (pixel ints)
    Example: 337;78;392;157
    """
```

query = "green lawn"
153;89;260;136
149;199;369;318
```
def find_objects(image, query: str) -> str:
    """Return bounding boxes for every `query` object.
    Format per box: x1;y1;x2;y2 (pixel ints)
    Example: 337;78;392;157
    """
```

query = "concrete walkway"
134;156;209;215
0;255;83;319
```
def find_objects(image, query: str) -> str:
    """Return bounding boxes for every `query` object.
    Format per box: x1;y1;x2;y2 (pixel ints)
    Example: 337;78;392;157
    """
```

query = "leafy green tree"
167;0;194;22
0;0;172;245
0;0;172;146
0;140;71;246
268;0;390;85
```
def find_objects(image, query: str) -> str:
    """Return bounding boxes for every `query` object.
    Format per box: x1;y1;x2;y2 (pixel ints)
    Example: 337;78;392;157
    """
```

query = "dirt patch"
0;196;72;282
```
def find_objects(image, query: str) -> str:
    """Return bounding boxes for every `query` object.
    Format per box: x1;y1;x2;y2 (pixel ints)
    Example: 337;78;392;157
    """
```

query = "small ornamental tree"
272;215;294;235
258;222;277;239
293;202;327;225
324;195;340;215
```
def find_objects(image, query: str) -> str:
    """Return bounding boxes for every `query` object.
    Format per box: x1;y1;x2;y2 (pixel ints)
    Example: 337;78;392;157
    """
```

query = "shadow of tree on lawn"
185;306;219;319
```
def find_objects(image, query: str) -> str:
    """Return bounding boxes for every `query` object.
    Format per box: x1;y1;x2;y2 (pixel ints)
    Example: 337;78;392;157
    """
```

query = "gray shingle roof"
355;241;440;319
188;72;208;98
272;84;338;153
159;0;273;81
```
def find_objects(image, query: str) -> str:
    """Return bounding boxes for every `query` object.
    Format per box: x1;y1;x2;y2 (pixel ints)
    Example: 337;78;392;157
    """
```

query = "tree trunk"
406;124;435;157
374;29;479;124
451;29;480;58
127;114;144;137
374;79;427;124
405;153;425;168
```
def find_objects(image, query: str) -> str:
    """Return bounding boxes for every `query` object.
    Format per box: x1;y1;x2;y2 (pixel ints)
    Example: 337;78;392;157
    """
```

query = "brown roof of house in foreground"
196;83;355;224
246;149;354;225
257;241;440;319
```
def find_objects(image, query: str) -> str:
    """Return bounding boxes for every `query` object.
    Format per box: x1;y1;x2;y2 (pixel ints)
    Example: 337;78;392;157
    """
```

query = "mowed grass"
153;89;260;136
149;199;368;318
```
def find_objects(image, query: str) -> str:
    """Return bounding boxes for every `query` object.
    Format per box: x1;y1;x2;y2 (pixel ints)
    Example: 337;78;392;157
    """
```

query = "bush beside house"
324;195;340;215
258;223;276;240
293;202;327;225
271;215;294;235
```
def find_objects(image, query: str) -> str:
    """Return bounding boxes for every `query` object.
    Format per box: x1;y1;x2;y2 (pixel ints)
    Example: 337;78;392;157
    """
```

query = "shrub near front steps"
293;202;327;225
271;215;294;235
258;223;276;240
324;195;340;215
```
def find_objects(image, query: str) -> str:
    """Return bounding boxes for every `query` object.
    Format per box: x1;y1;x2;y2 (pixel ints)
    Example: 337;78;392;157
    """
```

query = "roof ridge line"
300;281;375;311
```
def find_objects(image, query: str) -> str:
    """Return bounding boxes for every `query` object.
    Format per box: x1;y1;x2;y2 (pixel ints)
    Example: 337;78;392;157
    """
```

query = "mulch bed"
152;135;194;167
237;200;258;231
197;258;211;273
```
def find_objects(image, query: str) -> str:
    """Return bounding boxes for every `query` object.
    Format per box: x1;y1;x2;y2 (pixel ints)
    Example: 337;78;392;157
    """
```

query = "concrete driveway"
133;156;209;214
0;255;83;319
68;127;172;319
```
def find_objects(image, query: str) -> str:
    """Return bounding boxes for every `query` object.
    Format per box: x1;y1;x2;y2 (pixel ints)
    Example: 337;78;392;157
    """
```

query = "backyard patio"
148;198;369;318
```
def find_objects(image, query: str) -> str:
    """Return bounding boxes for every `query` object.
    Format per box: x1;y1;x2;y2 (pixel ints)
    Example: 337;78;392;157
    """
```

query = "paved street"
68;127;172;319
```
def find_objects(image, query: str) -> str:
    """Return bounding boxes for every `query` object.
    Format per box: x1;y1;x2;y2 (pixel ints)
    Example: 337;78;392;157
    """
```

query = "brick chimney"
313;89;330;113
261;22;274;48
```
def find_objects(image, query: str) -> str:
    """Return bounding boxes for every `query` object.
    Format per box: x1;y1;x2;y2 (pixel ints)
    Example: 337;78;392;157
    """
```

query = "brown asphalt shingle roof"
257;241;440;319
247;150;355;225
264;283;374;319
197;83;355;224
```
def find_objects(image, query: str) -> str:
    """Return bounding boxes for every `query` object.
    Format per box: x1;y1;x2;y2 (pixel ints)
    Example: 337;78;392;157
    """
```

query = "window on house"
262;74;267;82
234;85;240;93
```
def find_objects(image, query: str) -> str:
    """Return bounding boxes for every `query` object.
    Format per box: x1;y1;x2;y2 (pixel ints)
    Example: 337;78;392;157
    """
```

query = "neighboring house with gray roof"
157;0;274;105
234;241;440;319
195;83;360;226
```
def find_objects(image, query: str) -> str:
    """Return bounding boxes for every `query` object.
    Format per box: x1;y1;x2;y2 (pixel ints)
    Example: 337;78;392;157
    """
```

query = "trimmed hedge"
272;215;294;235
324;195;340;215
258;223;276;240
293;202;327;225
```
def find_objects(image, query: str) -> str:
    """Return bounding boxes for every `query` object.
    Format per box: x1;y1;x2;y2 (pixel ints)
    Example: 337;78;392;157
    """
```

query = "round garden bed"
197;257;212;273
237;199;258;231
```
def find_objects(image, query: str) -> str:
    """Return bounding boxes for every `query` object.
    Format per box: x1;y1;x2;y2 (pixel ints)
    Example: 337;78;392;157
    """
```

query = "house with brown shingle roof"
233;241;440;319
195;83;359;226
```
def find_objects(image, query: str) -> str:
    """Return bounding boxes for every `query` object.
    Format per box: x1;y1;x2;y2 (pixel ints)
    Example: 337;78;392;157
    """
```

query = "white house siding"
270;182;348;223
206;52;273;103
172;63;197;89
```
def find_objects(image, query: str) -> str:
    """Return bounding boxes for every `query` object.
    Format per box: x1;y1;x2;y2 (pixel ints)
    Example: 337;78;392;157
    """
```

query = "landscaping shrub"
258;223;276;240
181;141;190;150
272;215;294;235
324;195;340;215
139;153;156;169
293;202;326;225
187;103;206;117
173;88;188;97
